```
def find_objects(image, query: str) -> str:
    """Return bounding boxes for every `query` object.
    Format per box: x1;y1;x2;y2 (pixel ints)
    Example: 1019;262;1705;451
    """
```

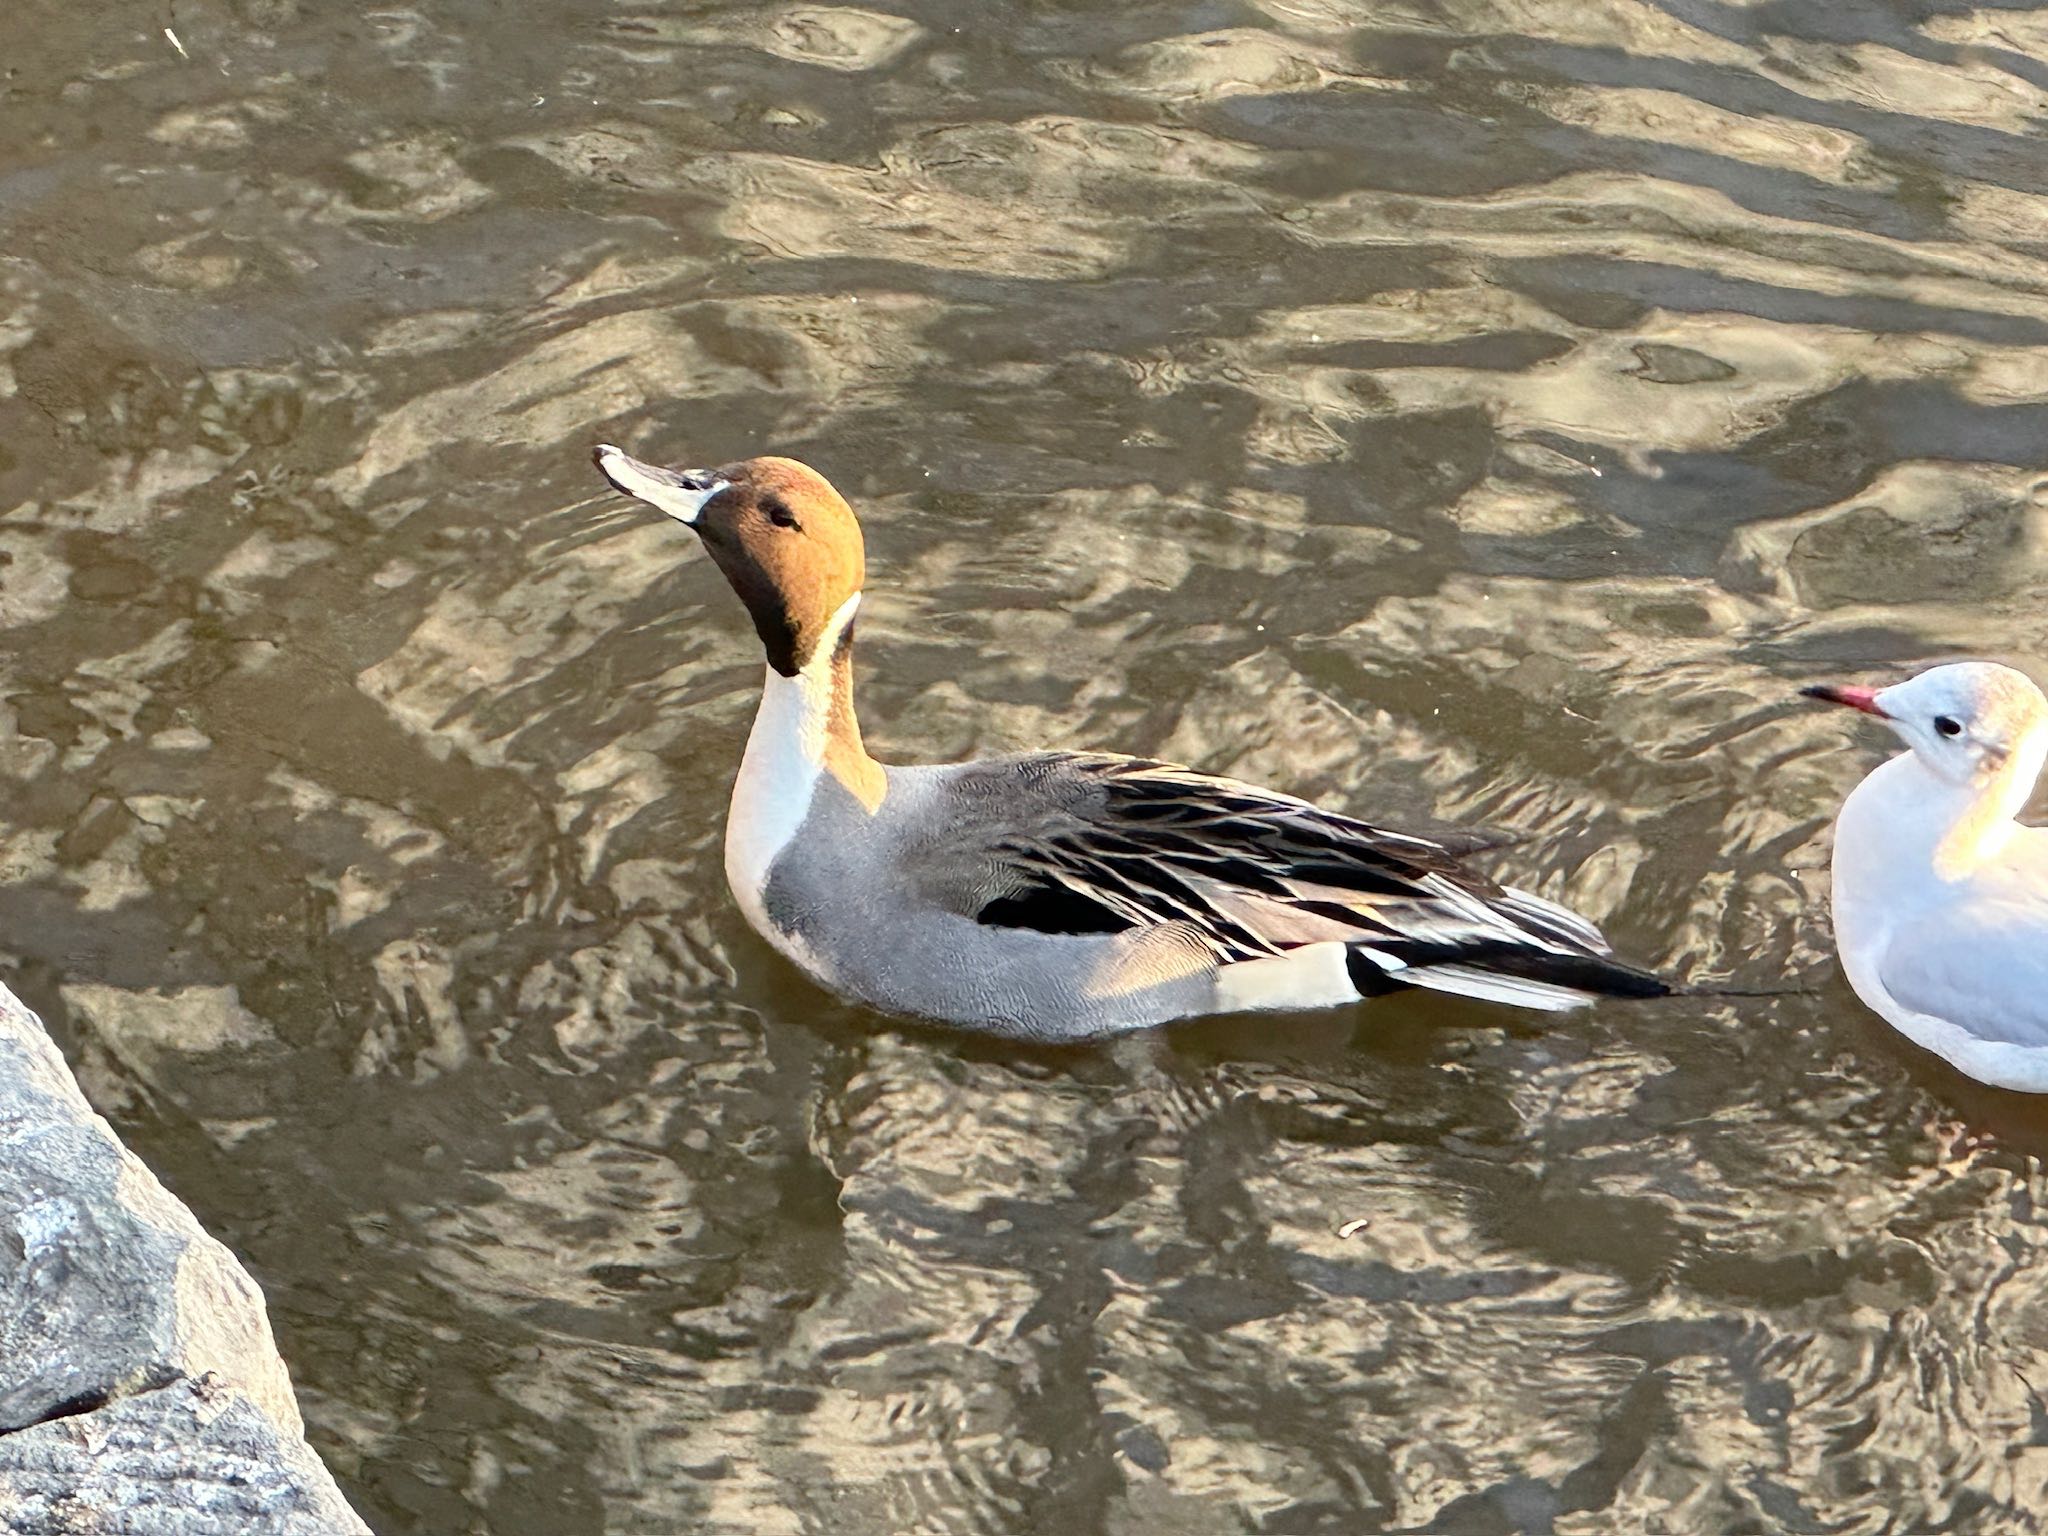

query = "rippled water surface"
10;0;2048;1530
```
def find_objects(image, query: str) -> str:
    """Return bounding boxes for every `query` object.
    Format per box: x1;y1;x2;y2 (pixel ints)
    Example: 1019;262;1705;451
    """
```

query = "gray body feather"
757;752;1662;1040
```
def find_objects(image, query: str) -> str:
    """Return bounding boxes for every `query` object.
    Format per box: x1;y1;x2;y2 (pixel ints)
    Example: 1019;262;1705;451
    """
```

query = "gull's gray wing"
1880;895;2048;1049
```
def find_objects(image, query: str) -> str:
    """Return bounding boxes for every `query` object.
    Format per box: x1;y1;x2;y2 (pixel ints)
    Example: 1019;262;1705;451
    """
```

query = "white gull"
1806;660;2048;1091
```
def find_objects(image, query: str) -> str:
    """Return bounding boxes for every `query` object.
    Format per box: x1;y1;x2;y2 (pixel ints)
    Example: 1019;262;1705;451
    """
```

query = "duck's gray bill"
592;444;727;525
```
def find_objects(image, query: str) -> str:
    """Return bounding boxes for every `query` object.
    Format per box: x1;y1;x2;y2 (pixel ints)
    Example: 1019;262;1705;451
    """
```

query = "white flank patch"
1215;941;1359;1014
1403;964;1592;1013
594;443;727;525
724;592;862;946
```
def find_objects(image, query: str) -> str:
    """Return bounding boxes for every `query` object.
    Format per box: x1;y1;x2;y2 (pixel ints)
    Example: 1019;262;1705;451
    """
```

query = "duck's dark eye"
762;495;801;531
1935;715;1963;738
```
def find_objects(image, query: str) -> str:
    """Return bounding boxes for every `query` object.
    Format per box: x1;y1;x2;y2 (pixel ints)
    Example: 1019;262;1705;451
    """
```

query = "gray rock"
0;982;368;1535
0;1377;361;1536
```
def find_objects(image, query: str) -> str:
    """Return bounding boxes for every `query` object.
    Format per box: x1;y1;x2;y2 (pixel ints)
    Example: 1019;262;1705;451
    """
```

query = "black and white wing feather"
949;753;1664;1011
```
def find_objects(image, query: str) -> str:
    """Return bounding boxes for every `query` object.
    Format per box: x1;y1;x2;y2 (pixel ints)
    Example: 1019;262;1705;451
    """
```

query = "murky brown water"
9;0;2048;1530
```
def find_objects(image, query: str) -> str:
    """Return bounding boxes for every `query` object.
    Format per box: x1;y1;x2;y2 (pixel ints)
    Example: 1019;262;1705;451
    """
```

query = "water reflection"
7;0;2048;1530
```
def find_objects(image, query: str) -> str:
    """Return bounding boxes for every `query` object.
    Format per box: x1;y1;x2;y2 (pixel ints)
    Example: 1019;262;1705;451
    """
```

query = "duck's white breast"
721;593;863;970
725;666;827;941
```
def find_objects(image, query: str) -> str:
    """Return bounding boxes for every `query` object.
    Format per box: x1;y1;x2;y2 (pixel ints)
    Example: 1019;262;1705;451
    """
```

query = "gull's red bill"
1800;683;1888;717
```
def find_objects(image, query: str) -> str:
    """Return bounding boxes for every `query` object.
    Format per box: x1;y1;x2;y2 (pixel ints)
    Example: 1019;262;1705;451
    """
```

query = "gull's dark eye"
762;495;801;531
1935;715;1962;738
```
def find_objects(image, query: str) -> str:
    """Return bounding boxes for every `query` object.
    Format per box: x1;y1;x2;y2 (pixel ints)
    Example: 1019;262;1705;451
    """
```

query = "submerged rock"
0;981;368;1535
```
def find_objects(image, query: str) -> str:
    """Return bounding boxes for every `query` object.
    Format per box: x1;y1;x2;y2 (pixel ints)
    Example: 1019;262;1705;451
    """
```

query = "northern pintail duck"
1805;662;2048;1091
592;444;1667;1039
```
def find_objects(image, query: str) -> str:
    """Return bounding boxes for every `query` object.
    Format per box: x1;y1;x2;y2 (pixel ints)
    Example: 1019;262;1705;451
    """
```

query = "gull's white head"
1805;661;2048;788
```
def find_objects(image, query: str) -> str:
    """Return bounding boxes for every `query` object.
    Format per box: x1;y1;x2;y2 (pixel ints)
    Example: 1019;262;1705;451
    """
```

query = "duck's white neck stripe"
724;592;863;937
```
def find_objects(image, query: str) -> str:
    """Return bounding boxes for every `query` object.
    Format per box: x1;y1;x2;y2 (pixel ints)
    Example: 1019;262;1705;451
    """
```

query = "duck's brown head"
594;446;866;676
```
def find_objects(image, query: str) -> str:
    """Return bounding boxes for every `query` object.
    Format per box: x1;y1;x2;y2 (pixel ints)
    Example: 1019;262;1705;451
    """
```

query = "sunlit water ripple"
7;0;2048;1530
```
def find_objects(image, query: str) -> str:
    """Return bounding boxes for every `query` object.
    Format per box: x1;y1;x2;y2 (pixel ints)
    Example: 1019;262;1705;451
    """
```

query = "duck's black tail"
1345;938;1671;1014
